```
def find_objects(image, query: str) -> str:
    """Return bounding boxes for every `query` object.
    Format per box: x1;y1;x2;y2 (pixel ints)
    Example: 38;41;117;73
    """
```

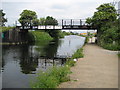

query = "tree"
32;19;39;26
39;17;46;25
86;3;117;29
86;3;118;44
45;16;58;25
18;10;38;26
0;10;7;26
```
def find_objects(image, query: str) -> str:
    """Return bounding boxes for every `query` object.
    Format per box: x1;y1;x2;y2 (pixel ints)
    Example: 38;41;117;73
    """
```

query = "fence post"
71;19;72;26
80;19;82;26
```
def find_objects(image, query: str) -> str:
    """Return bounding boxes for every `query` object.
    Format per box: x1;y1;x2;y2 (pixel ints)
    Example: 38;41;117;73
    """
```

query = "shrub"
31;66;70;88
102;43;119;51
85;36;89;43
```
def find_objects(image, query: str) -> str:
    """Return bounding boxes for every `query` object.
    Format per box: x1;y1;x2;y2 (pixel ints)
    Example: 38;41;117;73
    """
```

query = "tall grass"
31;66;71;88
72;48;84;59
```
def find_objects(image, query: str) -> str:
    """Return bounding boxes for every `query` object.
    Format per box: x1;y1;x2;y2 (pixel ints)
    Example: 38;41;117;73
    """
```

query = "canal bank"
58;44;118;88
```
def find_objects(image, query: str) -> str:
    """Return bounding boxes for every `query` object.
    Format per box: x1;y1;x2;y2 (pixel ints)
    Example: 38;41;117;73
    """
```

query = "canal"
1;35;85;88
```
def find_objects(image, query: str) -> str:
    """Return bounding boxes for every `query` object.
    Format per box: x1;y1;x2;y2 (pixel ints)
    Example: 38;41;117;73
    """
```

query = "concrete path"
59;44;118;88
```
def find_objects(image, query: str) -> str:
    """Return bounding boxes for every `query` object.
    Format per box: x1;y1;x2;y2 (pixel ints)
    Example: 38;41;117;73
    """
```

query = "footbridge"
16;19;96;30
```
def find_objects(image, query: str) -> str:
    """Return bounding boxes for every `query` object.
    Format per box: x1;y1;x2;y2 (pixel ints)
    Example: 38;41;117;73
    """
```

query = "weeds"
72;48;84;59
31;47;84;88
31;66;71;88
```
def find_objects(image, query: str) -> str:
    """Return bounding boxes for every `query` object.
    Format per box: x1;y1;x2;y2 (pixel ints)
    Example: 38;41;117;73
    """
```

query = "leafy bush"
102;43;119;51
85;36;89;43
58;31;65;38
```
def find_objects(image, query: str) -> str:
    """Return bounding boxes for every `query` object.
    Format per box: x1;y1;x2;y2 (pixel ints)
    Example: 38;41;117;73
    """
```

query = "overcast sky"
1;0;119;26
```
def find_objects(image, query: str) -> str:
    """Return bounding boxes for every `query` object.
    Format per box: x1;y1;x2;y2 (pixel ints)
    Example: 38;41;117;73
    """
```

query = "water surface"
2;35;85;88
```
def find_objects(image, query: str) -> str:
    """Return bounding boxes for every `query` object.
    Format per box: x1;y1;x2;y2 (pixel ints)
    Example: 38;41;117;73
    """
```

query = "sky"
1;0;119;26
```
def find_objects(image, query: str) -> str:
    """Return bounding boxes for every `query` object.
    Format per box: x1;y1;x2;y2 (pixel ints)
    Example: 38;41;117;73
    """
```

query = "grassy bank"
71;48;84;59
31;47;84;88
29;31;53;42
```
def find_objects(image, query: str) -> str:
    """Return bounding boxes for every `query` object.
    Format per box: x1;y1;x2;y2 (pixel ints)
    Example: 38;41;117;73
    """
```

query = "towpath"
59;44;118;88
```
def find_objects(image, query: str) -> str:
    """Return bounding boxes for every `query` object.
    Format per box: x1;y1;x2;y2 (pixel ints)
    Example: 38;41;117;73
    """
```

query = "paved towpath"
59;44;118;88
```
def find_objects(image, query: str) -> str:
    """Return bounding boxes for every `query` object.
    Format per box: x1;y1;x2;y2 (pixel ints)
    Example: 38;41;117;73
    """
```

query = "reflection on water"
35;39;62;58
2;35;85;88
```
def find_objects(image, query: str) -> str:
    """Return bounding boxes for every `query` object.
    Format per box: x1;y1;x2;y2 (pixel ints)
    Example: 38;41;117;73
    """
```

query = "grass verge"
71;48;84;59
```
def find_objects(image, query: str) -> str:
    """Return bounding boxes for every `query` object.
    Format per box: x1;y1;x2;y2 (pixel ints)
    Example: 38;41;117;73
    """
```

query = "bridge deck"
62;25;96;30
16;25;96;30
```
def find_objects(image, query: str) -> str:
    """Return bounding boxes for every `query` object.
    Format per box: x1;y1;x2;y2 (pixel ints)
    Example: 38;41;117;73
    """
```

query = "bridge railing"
38;25;62;29
15;19;96;30
16;25;62;30
61;19;87;26
15;19;88;26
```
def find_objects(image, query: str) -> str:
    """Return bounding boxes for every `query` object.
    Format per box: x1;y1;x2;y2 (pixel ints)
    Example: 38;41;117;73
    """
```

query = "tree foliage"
32;19;39;26
86;3;119;50
18;10;38;26
39;16;58;25
39;16;59;39
86;3;117;29
19;10;60;39
0;9;7;26
39;17;46;25
45;16;58;25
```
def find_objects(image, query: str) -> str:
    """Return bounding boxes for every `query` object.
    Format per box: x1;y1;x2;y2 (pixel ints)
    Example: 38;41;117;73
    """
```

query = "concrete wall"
2;29;33;44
